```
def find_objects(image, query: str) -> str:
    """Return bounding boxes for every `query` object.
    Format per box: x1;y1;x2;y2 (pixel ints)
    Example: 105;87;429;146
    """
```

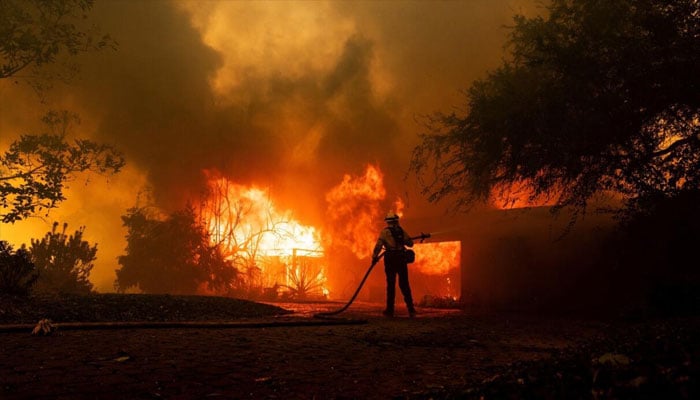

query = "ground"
0;294;698;399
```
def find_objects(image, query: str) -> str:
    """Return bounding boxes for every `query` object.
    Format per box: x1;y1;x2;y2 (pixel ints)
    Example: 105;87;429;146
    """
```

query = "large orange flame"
200;176;327;298
203;178;323;258
198;165;462;302
411;241;461;301
413;241;460;276
324;164;385;258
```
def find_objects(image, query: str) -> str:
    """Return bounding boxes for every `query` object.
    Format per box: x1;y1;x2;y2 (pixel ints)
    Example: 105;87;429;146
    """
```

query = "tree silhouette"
0;111;125;223
410;0;700;222
30;222;95;294
115;206;237;295
1;0;116;94
1;2;123;223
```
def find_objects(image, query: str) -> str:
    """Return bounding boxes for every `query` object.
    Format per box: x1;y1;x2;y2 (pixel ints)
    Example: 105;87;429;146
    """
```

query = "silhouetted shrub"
116;206;238;295
30;222;96;294
0;241;39;296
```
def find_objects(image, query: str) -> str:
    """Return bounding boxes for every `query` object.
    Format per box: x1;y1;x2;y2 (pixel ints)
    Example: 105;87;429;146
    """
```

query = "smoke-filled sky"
1;0;542;291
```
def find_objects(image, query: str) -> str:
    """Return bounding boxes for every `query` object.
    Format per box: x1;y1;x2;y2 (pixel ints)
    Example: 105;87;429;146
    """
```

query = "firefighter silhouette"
372;212;417;317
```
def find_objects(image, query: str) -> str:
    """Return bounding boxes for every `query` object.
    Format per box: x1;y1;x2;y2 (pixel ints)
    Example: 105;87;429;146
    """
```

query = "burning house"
196;164;463;305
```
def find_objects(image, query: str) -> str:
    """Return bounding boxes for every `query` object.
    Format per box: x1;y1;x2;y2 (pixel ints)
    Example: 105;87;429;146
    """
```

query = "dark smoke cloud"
60;0;537;216
1;0;542;291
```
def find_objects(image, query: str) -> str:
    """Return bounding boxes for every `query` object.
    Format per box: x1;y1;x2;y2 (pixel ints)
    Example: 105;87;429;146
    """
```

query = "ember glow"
492;180;558;209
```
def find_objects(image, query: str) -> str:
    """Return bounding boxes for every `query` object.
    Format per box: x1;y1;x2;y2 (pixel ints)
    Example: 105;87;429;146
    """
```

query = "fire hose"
313;232;431;319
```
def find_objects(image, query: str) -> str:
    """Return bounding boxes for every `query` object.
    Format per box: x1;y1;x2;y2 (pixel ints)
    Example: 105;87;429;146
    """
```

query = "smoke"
70;0;538;210
0;0;541;291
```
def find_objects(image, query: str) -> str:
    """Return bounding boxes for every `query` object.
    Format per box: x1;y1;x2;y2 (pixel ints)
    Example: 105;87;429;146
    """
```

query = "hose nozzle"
410;232;431;243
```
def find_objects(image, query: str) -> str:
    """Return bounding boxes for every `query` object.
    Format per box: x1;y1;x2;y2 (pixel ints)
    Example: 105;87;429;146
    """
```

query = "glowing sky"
0;0;540;291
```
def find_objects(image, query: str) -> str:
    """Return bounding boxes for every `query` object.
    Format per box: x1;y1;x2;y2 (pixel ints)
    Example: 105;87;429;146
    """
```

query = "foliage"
410;0;700;221
0;110;125;223
0;0;116;93
29;221;96;294
0;240;39;296
280;256;326;300
115;205;238;295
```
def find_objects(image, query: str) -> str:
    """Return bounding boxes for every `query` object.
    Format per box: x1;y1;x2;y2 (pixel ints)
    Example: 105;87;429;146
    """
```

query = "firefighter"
372;212;417;317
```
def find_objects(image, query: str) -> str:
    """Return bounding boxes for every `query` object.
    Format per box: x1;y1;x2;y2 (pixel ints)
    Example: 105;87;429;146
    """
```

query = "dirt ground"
0;304;605;399
0;301;630;400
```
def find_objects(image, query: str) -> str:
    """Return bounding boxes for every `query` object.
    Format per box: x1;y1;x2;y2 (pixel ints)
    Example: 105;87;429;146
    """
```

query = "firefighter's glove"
372;256;380;264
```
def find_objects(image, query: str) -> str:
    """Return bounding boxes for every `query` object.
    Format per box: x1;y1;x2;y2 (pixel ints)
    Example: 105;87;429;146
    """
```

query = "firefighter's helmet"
385;212;399;222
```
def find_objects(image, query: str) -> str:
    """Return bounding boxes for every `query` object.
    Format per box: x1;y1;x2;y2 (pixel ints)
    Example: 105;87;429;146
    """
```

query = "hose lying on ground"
313;252;385;320
0;318;368;334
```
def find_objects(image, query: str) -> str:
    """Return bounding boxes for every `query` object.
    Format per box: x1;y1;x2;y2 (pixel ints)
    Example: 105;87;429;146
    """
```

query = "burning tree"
199;176;327;300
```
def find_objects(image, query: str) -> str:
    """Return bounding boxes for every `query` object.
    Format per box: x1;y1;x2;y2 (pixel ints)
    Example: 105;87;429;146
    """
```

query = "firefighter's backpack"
389;226;415;264
404;249;416;263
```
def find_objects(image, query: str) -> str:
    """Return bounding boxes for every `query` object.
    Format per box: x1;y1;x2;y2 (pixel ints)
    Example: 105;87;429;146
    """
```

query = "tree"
1;2;123;223
0;110;125;223
410;0;700;221
115;205;238;295
0;0;116;93
0;241;38;296
30;221;96;294
199;178;327;298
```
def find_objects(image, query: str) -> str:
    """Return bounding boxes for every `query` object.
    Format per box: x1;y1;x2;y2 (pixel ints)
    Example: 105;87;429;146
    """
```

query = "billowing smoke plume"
1;0;539;291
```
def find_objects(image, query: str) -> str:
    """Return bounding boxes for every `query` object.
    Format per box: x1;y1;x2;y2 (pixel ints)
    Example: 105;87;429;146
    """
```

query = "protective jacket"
372;224;414;260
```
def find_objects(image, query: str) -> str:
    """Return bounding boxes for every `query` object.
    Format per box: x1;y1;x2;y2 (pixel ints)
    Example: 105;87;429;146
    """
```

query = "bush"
30;222;96;294
0;241;39;296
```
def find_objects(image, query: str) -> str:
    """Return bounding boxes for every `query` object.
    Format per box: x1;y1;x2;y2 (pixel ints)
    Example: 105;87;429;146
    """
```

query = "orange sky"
0;0;542;291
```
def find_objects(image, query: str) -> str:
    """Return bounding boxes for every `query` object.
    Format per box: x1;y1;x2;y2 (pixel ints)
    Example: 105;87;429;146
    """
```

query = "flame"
203;177;323;258
199;176;326;298
324;164;385;258
411;241;461;301
197;165;463;302
413;241;460;276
